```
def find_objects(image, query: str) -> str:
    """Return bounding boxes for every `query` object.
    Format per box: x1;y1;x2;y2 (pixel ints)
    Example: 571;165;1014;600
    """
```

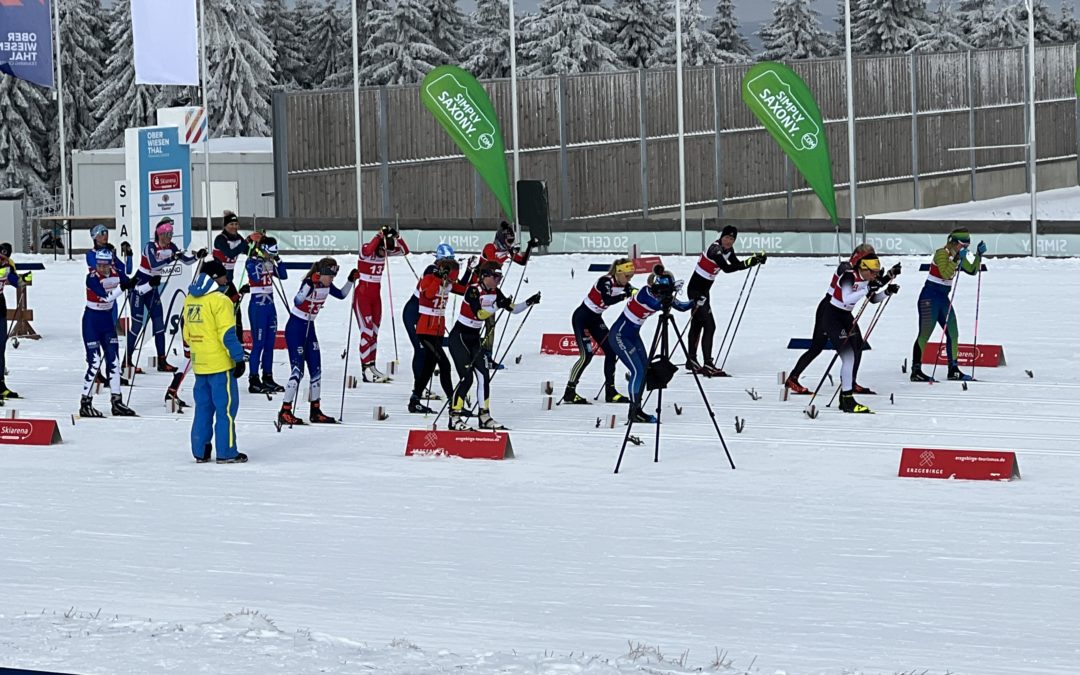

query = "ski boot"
629;404;657;424
448;409;470;431
156;357;178;373
423;388;443;401
785;376;810;395
79;395;104;419
699;361;729;378
262;375;286;393
839;390;873;414
196;442;213;464
123;358;144;376
277;402;304;426
852;383;877;395
165;388;189;411
216;453;248;464
562;385;590;405
408;396;435;414
309;400;338;424
362;363;391;383
909;364;934;382
684;358;705;374
0;382;19;399
605;385;631;404
947;366;973;382
478;408;508;430
248;375;271;395
110;394;137;417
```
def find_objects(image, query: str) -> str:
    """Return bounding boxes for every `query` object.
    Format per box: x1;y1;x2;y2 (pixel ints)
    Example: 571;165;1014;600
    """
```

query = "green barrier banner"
743;62;838;224
420;65;514;222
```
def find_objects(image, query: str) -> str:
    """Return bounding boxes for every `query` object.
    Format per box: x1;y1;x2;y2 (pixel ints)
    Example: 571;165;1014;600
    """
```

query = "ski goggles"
614;261;636;275
857;257;882;273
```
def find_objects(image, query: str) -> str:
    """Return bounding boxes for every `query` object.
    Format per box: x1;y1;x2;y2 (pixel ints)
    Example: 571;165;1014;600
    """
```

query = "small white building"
71;136;275;220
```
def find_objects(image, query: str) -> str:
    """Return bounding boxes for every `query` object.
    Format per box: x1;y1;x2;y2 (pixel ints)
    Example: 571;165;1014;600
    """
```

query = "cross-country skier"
126;218;205;374
784;245;900;395
85;224;132;275
562;258;636;405
909;228;986;382
79;249;138;418
212;211;246;283
481;221;538;267
277;258;358;426
609;267;696;424
448;264;540;430
410;257;465;414
243;236;287;394
0;242;31;399
402;244;475;413
353;225;410;384
685;225;766;376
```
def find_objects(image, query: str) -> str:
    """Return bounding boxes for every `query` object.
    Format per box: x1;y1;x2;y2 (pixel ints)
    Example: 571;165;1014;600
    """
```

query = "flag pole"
844;0;857;249
53;0;69;220
199;0;212;250
675;0;686;255
1026;0;1037;257
509;0;521;233
351;0;364;245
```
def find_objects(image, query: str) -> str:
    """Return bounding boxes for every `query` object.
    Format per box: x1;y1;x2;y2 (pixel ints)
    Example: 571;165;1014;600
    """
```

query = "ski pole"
338;298;356;421
493;257;528;358
928;270;963;383
489;306;534;386
969;264;983;381
803;298;871;412
401;253;420;281
716;264;761;371
710;265;752;366
825;294;893;408
123;265;184;403
385;253;399;363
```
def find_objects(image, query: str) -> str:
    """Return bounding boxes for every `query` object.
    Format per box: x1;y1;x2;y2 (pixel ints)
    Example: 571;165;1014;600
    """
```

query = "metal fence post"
713;65;723;219
910;51;920;210
967;50;977;201
1076;43;1079;186
1023;46;1032;195
557;74;571;220
639;68;649;217
377;85;391;218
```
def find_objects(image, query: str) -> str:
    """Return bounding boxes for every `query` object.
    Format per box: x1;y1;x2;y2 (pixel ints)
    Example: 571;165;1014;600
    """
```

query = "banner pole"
53;0;69;219
844;0;856;250
199;0;212;251
1026;0;1037;257
351;0;364;245
675;0;686;256
509;0;521;232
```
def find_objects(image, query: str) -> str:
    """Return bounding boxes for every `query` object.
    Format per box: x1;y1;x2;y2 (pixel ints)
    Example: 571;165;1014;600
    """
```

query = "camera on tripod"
650;264;677;310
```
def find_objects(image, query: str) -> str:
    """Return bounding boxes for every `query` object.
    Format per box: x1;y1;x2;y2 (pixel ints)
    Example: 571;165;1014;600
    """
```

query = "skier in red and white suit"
353;225;409;383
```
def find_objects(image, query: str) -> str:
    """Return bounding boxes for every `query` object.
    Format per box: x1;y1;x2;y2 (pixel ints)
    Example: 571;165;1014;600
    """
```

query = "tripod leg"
670;315;736;470
654;386;662;463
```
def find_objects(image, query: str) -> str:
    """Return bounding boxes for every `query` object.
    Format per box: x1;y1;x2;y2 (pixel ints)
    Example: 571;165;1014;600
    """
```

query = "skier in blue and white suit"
243;236;287;395
79;250;137;418
609;267;696;424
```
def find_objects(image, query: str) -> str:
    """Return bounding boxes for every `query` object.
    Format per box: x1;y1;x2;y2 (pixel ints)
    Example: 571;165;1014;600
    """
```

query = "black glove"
233;361;246;378
148;275;162;288
121;277;137;291
120;241;133;257
624;283;635;296
525;292;541;306
527;237;540;249
750;252;767;266
348;268;360;282
885;283;900;296
433;265;449;280
239;284;251;295
195;248;208;259
510;245;521;255
889;262;901;278
380;225;398;238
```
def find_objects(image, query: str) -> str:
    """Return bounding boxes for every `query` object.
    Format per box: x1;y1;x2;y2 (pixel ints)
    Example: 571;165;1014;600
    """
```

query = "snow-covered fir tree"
303;0;350;88
758;0;832;60
957;0;995;47
849;0;931;54
204;0;274;136
461;0;513;79
656;0;723;66
260;0;305;90
0;75;51;203
88;0;166;148
1058;1;1080;42
710;0;752;61
910;0;971;52
969;1;1026;47
1028;0;1064;44
520;0;620;75
429;0;469;64
361;0;449;85
610;0;670;68
56;0;106;151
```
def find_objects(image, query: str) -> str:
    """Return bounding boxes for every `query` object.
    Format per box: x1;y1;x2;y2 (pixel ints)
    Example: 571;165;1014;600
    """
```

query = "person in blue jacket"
243;236;287;394
79;249;138;418
609;266;696;424
84;224;133;275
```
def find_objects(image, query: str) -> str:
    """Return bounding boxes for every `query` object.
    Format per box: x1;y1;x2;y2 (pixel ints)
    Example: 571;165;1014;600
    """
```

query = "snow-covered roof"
78;136;273;156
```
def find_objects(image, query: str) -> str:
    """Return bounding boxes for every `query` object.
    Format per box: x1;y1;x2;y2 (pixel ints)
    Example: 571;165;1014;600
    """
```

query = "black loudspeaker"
516;180;550;246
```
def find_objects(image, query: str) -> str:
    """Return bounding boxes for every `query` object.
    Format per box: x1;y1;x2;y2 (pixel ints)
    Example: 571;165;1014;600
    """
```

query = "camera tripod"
614;306;737;474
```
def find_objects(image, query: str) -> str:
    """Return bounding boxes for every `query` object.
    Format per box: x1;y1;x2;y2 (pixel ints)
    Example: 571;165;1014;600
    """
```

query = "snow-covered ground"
1;252;1078;675
872;186;1080;221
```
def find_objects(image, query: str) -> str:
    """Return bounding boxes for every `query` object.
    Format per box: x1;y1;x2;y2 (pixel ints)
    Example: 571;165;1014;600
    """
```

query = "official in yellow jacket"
182;260;247;463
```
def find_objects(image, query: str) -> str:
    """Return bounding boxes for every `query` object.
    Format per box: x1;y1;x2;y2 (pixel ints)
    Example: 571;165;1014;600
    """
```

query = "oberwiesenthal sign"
123;125;192;255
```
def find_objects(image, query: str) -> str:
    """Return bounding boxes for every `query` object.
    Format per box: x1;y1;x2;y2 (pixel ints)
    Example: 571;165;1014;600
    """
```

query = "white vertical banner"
132;0;199;85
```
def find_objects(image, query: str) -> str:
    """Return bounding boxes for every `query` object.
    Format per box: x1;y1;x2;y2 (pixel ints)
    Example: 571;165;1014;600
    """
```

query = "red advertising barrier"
0;419;62;446
899;447;1020;481
921;342;1006;368
633;255;664;275
540;333;604;356
242;330;287;350
405;429;514;460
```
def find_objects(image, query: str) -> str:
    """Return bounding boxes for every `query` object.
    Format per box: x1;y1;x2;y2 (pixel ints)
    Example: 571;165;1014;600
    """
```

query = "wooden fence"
273;44;1080;220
